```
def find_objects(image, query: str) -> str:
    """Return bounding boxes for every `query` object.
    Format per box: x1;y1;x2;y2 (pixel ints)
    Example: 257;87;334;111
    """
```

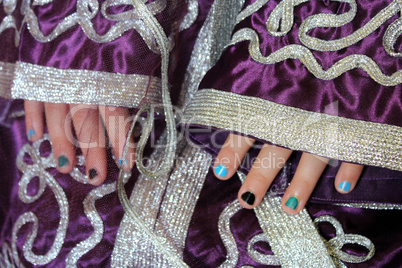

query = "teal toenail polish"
27;129;35;140
58;155;69;168
214;165;227;177
118;158;127;167
285;196;299;210
339;181;351;192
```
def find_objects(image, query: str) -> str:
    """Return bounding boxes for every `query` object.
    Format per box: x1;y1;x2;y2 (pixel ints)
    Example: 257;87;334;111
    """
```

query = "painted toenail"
58;155;69;168
214;165;227;177
338;181;351;192
241;192;255;206
285;196;299;210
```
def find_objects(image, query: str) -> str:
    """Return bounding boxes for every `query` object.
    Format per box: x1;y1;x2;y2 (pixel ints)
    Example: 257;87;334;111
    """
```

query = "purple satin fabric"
199;0;402;127
18;0;186;77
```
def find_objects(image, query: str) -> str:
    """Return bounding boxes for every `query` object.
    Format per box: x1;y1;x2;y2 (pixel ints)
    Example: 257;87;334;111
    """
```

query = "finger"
282;153;329;214
24;100;44;141
70;104;107;185
334;162;364;193
44;103;76;173
238;144;292;208
213;134;255;180
98;105;135;170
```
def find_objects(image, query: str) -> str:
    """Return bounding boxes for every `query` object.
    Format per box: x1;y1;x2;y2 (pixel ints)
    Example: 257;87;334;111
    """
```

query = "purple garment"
199;0;402;127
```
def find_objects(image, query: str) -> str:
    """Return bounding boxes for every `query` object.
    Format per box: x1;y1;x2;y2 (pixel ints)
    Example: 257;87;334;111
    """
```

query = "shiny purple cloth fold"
199;0;402;126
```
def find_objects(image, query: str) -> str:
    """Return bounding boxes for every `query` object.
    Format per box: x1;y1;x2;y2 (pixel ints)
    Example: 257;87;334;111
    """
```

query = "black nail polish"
89;169;97;179
241;192;255;206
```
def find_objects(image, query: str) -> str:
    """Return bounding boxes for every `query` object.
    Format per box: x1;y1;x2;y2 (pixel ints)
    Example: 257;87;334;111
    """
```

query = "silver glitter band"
182;89;402;171
11;61;162;107
0;61;15;99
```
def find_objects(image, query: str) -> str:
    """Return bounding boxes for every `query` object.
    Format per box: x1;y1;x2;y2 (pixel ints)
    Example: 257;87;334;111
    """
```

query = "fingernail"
285;196;299;210
27;129;35;140
58;155;69;168
214;164;227;177
89;168;98;180
118;158;127;167
241;192;255;206
338;181;351;192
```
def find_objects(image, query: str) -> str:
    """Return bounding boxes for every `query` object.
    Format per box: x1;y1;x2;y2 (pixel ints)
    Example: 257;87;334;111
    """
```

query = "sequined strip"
179;0;198;31
13;136;69;265
255;195;335;267
0;61;15;99
66;172;131;267
11;62;162;107
155;145;212;256
182;89;402;171
229;28;402;86
178;0;245;107
334;202;402;210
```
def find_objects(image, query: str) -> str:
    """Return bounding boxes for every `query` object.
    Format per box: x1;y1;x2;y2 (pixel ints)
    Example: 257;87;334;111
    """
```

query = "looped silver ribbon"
314;215;375;264
117;0;183;266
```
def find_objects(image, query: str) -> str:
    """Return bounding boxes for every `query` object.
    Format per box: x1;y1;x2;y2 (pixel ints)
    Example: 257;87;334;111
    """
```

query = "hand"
24;100;135;185
213;134;363;214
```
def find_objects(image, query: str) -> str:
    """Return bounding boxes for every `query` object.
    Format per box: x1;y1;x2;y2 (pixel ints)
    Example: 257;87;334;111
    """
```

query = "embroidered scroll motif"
0;0;19;46
12;135;80;265
230;0;402;85
314;215;375;265
22;0;167;51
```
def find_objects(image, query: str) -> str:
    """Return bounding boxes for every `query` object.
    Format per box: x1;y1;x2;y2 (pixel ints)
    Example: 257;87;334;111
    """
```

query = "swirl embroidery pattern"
22;0;167;51
230;0;402;86
11;135;89;266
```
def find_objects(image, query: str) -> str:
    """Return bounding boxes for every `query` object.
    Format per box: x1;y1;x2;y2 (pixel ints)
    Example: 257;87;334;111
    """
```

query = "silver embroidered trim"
179;0;245;107
266;0;308;37
113;134;210;267
298;1;401;52
22;0;166;51
229;27;402;86
0;61;15;99
247;233;280;266
314;215;375;264
66;171;131;267
0;242;23;268
255;195;335;267
0;0;19;45
236;0;270;25
179;0;198;31
11;61;162;107
13;135;71;265
334;202;402;210
154;145;212;256
182;89;402;171
218;200;242;267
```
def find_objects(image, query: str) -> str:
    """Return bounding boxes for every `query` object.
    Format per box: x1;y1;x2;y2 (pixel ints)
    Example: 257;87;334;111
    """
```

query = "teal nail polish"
214;164;227;177
285;196;299;210
27;129;35;140
339;181;351;192
118;158;127;167
58;155;69;168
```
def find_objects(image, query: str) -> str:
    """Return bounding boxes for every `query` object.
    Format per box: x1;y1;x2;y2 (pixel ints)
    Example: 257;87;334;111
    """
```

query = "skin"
213;134;363;214
24;100;135;185
25;101;363;211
